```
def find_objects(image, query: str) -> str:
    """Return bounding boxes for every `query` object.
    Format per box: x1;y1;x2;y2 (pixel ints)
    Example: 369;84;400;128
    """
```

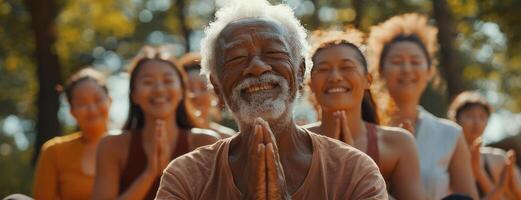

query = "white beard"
229;73;290;124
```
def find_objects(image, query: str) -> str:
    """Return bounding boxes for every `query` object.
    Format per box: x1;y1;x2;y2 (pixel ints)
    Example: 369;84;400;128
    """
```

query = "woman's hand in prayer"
145;120;170;177
505;150;521;199
470;138;483;177
333;111;353;145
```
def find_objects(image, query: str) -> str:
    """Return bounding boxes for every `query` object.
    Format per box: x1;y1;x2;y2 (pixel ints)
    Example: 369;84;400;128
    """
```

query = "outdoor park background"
1;0;521;196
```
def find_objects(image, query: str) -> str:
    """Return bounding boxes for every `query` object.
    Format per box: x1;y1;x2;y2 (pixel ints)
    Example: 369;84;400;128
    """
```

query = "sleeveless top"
415;107;462;200
119;130;189;199
365;122;380;166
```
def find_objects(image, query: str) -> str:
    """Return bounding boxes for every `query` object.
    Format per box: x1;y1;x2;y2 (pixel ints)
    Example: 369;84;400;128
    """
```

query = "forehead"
387;41;426;57
71;79;106;99
314;45;360;61
137;60;178;76
218;18;287;44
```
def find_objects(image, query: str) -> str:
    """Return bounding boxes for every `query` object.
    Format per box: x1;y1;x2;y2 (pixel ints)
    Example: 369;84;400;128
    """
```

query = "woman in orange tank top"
33;68;111;200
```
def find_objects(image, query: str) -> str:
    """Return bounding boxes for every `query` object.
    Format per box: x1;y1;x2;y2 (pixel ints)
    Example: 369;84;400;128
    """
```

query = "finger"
340;111;353;144
257;144;267;200
155;120;165;144
334;112;341;140
250;125;264;155
473;137;483;147
402;120;414;134
266;143;285;199
507;150;516;163
257;118;278;150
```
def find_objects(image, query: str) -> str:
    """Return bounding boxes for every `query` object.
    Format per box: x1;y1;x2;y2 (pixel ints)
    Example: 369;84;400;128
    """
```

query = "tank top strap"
119;131;146;195
172;129;190;159
365;122;380;166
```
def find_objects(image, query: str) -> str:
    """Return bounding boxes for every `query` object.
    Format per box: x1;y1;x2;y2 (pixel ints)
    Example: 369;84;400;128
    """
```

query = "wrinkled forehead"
218;18;288;46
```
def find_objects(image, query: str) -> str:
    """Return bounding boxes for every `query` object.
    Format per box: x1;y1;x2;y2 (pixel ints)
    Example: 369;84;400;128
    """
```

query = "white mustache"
234;73;288;93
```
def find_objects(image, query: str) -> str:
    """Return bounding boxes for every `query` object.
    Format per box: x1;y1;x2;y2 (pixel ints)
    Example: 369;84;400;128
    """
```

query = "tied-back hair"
307;27;380;124
123;46;200;131
64;67;109;105
178;52;202;74
367;13;440;124
448;91;493;122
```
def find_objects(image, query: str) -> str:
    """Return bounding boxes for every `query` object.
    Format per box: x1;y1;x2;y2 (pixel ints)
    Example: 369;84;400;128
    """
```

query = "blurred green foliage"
1;0;521;197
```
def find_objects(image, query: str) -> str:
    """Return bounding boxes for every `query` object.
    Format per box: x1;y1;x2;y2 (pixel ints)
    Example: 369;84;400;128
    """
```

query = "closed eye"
264;51;289;57
226;55;248;63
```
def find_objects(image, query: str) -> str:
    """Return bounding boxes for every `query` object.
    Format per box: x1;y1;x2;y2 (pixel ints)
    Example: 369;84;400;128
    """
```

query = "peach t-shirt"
156;131;387;199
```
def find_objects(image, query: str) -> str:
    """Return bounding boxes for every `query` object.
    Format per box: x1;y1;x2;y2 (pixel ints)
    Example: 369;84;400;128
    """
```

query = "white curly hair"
199;0;311;84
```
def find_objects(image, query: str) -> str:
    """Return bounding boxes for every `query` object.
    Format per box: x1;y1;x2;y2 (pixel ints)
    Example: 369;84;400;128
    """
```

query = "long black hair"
123;46;199;130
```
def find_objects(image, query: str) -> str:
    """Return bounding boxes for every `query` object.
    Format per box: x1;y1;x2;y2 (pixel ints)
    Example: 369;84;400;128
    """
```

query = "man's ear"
297;58;306;91
210;74;225;106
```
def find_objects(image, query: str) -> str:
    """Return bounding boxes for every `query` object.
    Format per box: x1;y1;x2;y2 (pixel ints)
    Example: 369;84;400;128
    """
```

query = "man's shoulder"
307;131;377;167
306;131;387;199
165;138;229;175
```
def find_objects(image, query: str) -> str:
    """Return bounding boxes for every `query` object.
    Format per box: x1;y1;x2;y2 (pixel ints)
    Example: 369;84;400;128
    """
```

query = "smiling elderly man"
155;0;387;199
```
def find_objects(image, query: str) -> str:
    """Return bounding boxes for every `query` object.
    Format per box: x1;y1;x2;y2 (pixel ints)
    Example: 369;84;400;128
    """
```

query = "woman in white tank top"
368;13;478;200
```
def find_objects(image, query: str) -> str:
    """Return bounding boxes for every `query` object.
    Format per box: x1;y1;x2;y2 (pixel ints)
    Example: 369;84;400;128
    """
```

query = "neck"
394;100;419;124
320;106;365;140
81;128;106;145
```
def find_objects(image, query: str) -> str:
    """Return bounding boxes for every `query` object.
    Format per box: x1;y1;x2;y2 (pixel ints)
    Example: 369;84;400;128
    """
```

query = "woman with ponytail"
304;28;425;200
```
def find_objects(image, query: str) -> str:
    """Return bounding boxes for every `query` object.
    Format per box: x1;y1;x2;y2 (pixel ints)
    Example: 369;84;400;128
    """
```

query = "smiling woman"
33;68;110;200
91;46;219;200
368;13;479;199
304;28;425;200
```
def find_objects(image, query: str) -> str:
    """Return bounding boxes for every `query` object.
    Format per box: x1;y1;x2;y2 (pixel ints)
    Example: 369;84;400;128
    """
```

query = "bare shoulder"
376;125;416;147
188;128;220;150
97;132;132;163
99;132;131;150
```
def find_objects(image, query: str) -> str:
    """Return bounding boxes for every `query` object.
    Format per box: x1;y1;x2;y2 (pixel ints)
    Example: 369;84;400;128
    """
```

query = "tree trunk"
310;0;320;29
25;0;62;164
432;0;464;100
352;0;364;29
176;0;191;52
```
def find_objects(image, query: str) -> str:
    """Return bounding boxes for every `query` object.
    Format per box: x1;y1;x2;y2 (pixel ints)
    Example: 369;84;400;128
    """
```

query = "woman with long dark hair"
92;46;219;200
304;28;425;199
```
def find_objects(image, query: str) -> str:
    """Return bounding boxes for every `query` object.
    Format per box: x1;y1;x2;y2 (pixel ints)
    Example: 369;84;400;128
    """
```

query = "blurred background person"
33;68;111;200
91;46;219;200
178;52;236;139
489;133;521;171
304;28;425;199
449;91;521;199
368;13;478;199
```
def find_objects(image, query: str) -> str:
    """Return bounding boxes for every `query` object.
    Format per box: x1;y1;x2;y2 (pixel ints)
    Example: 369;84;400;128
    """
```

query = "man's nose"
244;56;272;77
